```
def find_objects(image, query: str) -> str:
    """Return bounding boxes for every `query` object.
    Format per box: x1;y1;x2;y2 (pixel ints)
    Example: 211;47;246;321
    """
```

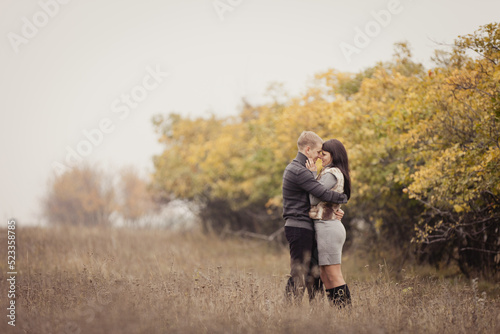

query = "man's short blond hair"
297;131;323;152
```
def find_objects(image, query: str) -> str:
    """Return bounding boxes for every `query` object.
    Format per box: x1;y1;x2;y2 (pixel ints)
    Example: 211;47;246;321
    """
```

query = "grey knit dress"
309;168;346;265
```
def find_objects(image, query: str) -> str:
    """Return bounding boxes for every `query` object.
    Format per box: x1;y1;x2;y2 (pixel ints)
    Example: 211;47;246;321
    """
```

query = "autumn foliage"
43;165;158;227
43;165;115;227
152;23;500;277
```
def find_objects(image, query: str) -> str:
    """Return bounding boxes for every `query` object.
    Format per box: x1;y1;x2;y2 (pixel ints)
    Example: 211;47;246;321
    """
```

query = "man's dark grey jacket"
282;152;348;231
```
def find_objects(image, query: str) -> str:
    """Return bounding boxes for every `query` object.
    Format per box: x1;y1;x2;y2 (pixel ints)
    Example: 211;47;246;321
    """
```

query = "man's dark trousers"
284;226;323;302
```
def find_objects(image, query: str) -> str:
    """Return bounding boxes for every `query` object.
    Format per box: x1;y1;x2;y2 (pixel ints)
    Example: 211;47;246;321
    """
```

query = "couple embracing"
282;131;351;307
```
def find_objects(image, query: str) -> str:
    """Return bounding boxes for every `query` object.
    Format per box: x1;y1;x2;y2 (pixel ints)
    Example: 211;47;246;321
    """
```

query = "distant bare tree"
116;166;160;226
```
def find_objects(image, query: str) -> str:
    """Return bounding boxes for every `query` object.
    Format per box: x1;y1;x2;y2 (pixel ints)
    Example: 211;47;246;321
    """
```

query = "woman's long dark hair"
322;139;351;200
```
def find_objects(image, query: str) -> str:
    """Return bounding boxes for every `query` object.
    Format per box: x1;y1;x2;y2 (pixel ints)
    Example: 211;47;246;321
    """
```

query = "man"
282;131;347;302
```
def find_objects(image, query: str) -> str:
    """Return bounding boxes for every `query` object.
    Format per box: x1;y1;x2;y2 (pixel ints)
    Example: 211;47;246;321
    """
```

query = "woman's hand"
306;158;317;172
335;208;344;221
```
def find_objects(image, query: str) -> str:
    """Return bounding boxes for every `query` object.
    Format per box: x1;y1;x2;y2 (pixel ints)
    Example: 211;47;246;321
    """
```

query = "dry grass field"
1;225;499;334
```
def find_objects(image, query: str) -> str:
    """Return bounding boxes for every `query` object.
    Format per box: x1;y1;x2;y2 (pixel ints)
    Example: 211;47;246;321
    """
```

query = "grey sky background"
1;0;499;225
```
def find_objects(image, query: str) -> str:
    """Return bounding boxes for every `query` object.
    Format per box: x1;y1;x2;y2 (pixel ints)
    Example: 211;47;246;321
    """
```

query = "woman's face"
321;150;332;167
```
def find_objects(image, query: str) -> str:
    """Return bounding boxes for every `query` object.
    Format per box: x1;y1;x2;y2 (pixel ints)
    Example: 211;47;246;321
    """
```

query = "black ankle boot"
326;284;351;308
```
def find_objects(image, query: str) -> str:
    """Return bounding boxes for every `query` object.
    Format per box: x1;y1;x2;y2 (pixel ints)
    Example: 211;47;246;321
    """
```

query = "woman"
305;139;351;307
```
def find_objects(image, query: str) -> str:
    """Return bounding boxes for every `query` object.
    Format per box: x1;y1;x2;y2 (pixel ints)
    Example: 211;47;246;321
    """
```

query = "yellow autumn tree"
396;23;500;276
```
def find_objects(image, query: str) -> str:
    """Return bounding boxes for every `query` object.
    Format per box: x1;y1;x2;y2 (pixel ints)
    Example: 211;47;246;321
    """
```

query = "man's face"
306;144;323;161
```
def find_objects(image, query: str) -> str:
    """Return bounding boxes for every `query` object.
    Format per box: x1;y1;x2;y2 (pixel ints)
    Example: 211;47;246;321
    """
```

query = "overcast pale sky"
1;0;499;225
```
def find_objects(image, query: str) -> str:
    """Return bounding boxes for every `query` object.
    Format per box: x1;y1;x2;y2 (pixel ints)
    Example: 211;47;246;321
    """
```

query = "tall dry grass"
0;225;498;334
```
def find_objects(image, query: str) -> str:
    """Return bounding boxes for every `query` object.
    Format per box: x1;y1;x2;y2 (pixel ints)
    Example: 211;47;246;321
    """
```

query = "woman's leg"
322;264;351;307
320;264;345;289
320;267;328;289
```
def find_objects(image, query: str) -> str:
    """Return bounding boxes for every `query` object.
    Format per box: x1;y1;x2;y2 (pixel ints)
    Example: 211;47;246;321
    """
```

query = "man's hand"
305;158;317;172
335;208;344;221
